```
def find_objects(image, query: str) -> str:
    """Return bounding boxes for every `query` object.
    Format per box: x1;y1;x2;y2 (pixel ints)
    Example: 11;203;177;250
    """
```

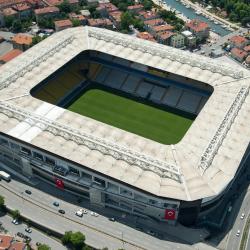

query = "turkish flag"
55;178;64;189
164;209;176;220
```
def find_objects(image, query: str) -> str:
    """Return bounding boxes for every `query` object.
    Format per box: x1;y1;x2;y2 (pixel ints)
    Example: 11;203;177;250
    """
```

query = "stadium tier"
0;27;249;226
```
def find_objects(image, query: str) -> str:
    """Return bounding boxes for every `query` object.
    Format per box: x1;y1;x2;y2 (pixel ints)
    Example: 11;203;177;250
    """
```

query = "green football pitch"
68;89;193;144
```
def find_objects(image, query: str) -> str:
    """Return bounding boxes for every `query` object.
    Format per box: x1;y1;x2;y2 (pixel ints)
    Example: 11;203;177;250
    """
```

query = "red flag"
165;209;176;220
55;178;64;189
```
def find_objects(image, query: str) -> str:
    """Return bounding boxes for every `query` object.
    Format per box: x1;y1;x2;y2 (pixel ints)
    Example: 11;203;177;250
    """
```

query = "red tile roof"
127;4;143;10
186;19;209;32
138;10;158;20
157;31;175;40
0;234;13;249
144;18;164;27
8;242;26;250
231;47;248;59
229;35;248;46
34;6;59;15
152;24;174;33
54;19;72;28
137;31;156;42
109;10;122;22
45;0;78;5
0;0;25;9
12;33;32;45
13;2;31;11
87;18;112;27
2;7;18;16
246;55;250;64
97;3;118;12
244;45;250;52
69;12;86;21
0;51;20;64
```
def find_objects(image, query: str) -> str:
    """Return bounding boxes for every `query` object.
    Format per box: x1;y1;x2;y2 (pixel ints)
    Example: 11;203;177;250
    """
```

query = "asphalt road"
0;214;66;250
0;177;197;250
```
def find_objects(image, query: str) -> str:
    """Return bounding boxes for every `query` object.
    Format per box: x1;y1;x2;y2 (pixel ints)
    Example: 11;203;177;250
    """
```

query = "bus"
0;171;11;182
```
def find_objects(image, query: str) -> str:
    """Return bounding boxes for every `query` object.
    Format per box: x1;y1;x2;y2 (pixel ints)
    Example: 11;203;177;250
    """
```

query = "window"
53;165;68;176
69;166;80;176
21;147;31;155
45;156;55;166
33;152;44;161
10;142;20;151
120;187;132;197
93;177;105;187
0;138;9;147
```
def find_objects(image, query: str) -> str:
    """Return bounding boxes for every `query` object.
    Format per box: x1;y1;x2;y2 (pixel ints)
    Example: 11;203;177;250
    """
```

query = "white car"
75;209;83;217
240;213;245;220
12;219;19;225
236;230;241;236
90;212;99;217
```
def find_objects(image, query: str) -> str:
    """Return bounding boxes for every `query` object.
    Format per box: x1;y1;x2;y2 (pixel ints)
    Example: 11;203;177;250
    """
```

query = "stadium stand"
161;86;183;107
135;81;153;98
149;86;167;103
121;75;141;94
94;67;111;83
103;69;128;89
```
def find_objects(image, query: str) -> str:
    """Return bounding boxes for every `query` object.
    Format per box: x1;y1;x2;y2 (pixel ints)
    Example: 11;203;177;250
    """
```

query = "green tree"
72;19;82;27
121;11;134;31
59;0;72;13
118;2;127;11
61;231;72;245
37;244;51;250
70;231;85;249
141;0;153;10
0;195;4;209
12;20;22;32
4;16;14;28
11;209;21;220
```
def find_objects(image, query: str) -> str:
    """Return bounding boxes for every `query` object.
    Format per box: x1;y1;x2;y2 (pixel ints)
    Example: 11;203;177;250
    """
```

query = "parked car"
53;201;59;207
12;219;19;225
236;230;241;236
109;217;115;222
17;232;24;238
240;213;245;220
24;235;31;242
25;190;32;195
25;227;32;233
90;212;99;217
58;209;65;214
75;209;83;217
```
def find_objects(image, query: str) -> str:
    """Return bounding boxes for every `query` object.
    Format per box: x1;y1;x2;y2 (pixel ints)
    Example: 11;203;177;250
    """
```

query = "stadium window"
107;182;119;193
69;166;80;176
53;165;68;176
21;147;31;155
120;187;132;197
33;152;44;161
93;177;105;187
148;199;158;205
0;138;9;147
45;156;55;166
10;142;20;151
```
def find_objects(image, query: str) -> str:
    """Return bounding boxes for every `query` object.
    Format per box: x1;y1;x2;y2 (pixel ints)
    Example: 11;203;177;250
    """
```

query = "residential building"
210;48;225;58
86;0;98;6
138;10;158;21
156;31;174;45
230;47;248;62
149;24;174;36
170;33;185;48
229;35;249;49
69;12;87;25
144;18;165;31
80;9;91;17
0;234;26;250
54;19;73;32
87;18;113;28
108;10;122;28
12;33;32;51
0;49;22;65
244;45;250;53
127;4;143;14
34;6;59;21
0;7;18;26
136;31;156;42
45;0;79;7
245;55;250;66
185;19;209;42
181;30;196;48
0;0;26;10
96;2;118;17
13;2;32;19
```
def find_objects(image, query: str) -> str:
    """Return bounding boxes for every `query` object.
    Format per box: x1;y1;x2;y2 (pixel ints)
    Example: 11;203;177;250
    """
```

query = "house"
181;30;196;48
0;234;26;250
0;0;26;10
137;31;156;42
229;35;249;49
13;2;32;19
87;18;113;28
34;6;59;21
8;242;26;250
245;55;250;66
12;33;32;51
148;24;174;36
186;19;209;42
108;10;122;28
0;7;18;26
45;0;79;7
138;10;158;21
80;9;91;17
210;48;225;58
69;12;87;25
96;3;118;17
170;33;185;48
156;31;174;45
230;47;248;62
243;45;250;53
144;18;164;31
127;4;143;14
54;19;73;31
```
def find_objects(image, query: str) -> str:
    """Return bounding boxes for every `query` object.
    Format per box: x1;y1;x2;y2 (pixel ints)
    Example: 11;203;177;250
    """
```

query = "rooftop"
144;18;165;27
151;24;174;33
186;19;209;32
2;7;17;16
34;6;59;15
127;4;143;10
12;33;32;45
0;49;22;63
54;19;73;28
231;47;248;59
137;31;156;42
230;35;248;45
0;27;249;202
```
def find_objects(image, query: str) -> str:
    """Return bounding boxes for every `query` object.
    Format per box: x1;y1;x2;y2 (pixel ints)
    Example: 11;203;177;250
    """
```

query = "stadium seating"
135;81;153;98
149;86;167;103
161;86;183;107
103;69;128;89
121;75;141;94
94;67;111;83
196;96;208;114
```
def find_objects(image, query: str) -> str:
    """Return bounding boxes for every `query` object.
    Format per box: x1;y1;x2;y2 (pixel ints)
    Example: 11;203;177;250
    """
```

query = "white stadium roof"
0;27;250;201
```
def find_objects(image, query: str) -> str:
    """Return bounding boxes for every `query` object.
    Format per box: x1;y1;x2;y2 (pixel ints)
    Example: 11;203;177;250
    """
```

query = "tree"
37;244;51;250
72;19;82;27
70;231;85;249
11;210;21;220
61;231;72;245
0;195;4;209
4;16;14;28
118;2;127;11
12;20;22;32
121;11;134;31
59;0;72;13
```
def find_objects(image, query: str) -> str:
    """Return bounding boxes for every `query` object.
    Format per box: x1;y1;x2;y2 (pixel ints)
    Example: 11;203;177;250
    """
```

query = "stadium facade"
0;27;250;226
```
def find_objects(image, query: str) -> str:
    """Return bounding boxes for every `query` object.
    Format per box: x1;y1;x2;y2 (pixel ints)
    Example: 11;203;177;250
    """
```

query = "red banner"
55;178;64;189
164;209;176;220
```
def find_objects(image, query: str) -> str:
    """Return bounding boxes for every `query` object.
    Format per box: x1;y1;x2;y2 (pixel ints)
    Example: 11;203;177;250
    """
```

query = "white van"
0;171;11;182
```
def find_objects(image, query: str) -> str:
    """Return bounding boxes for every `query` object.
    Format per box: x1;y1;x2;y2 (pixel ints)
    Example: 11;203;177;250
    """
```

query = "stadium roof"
0;27;250;201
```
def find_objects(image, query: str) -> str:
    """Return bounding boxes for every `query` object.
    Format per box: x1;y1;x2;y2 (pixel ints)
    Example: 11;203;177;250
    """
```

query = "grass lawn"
68;89;193;144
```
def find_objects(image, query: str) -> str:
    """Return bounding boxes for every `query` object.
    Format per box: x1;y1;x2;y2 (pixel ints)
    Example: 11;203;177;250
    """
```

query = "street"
0;214;66;250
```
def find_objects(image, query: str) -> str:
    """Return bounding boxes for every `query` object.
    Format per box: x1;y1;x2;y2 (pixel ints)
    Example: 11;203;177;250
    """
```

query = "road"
0;214;66;250
0;175;198;250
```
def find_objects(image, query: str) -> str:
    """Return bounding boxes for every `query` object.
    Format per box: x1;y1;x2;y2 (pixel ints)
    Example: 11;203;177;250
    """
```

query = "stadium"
0;26;250;226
